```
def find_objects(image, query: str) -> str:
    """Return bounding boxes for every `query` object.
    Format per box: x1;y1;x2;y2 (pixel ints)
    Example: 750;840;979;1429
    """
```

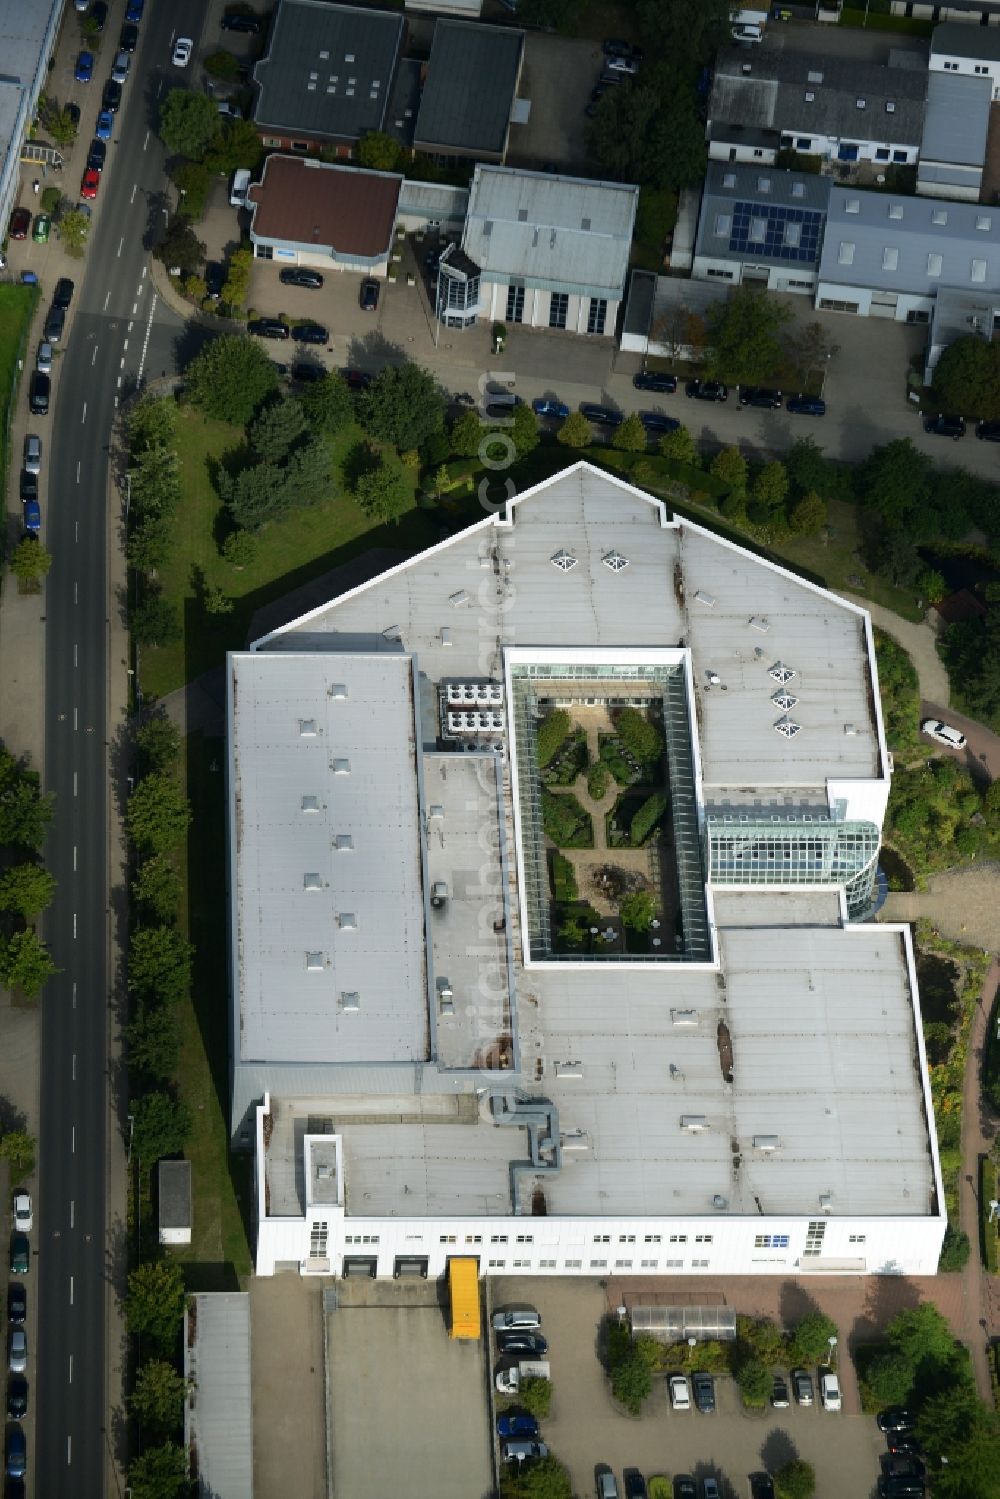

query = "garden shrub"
631;792;668;847
536;709;571;769
614;707;663;765
542;790;593;849
550;852;578;903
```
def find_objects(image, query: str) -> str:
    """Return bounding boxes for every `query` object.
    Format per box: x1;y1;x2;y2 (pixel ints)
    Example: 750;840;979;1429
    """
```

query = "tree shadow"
344;329;408;371
848;1275;922;1359
0;1094;28;1135
778;1281;825;1332
761;1429;800;1475
342;439;379;490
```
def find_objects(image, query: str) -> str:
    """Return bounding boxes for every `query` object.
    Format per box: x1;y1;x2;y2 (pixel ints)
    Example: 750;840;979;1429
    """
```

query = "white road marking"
73;772;77;797
141;264;147;280
123;339;128;352
136;291;158;385
91;345;98;365
73;643;78;668
128;321;133;332
70;1128;75;1156
67;1436;71;1466
120;357;125;369
81;402;87;424
73;846;77;871
103;289;110;311
74;582;78;605
68;1354;73;1383
70;1197;75;1224
117;236;124;257
72;981;77;1008
143;130;149;150
72;1056;76;1082
76;460;80;483
130;183;137;204
75;520;79;542
72;913;77;940
73;707;77;728
116;375;122;388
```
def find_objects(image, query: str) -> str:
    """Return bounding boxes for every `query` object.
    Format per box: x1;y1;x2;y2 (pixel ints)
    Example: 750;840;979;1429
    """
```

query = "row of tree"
127;395;187;652
0;743;58;997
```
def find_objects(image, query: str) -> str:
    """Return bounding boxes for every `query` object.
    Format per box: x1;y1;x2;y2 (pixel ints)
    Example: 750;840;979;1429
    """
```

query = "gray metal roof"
710;46;927;148
157;1159;191;1230
396;180;469;221
820;185;1000;295
929;284;1000;356
461;166;639;298
253;0;405;142
920;71;990;167
932;20;1000;61
185;1295;253;1499
695;162;831;270
413;20;523;156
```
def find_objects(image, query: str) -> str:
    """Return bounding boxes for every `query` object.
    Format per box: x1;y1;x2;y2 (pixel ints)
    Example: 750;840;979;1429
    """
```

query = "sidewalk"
958;958;1000;1404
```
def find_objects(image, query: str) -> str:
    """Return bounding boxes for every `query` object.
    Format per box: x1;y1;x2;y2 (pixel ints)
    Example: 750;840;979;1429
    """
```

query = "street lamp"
828;1334;838;1369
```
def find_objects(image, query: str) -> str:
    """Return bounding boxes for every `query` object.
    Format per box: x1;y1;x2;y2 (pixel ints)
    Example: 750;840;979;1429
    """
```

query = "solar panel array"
728;200;825;264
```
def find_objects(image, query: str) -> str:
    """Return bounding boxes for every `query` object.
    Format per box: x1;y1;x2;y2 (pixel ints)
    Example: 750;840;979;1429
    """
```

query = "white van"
732;21;763;42
230;168;251;209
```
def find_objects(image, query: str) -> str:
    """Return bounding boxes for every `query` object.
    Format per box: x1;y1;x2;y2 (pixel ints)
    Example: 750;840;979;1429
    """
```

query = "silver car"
112;49;131;83
8;1328;26;1373
36;341;53;374
23;434;41;474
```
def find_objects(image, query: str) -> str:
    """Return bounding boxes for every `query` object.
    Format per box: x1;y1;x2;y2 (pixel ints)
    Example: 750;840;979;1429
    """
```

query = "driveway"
506;33;603;171
920;698;1000;784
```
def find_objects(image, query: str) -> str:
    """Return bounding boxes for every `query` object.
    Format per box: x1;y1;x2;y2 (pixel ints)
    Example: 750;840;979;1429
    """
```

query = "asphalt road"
34;5;201;1495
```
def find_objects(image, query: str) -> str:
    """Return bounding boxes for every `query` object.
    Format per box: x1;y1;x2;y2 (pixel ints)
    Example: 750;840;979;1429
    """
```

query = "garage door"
343;1256;378;1279
394;1256;429;1279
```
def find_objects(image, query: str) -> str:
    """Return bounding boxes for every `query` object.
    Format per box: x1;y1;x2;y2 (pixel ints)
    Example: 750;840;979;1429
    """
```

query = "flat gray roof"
932;20;1000;62
157;1159;191;1229
414;20;523;156
821;185;1000;295
186;1295;253;1499
253;0;405;142
920;71;990;167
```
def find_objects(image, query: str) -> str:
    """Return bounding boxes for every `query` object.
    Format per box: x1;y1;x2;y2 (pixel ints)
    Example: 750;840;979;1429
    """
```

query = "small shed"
158;1159;192;1246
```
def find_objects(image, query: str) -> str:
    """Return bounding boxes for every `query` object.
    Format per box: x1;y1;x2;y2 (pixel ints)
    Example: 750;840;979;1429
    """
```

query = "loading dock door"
343;1256;378;1279
394;1255;429;1279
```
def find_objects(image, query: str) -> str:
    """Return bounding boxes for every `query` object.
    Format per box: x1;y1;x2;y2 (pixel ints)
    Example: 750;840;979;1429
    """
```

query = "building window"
593;1233;610;1243
614;1259;633;1269
618;1234;635;1243
818;298;861;313
564;1259;582;1269
695;1235;713;1244
465;1235;481;1244
754;1233;790;1249
261;135;282;147
640;1259;658;1268
849;1234;867;1243
490;1234;508;1244
439;1234;455;1244
892;150;908;163
804;1220;827;1257
706;268;735;280
587;297;608;335
488;1258;506;1268
669;1234;687;1243
752;148;764;158
972;258;988;283
548;292;569;329
513;1258;531;1268
539;1258;556;1268
309;1221;329;1258
906;309;930;325
665;1259;683;1268
644;1234;661;1244
506;284;525;323
516;1234;533;1243
291;140;309;153
875;148;889;162
795;137;812;150
691;1259;710;1268
255;244;274;260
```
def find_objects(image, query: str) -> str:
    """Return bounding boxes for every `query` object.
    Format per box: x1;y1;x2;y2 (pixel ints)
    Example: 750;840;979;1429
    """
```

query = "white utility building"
227;464;945;1281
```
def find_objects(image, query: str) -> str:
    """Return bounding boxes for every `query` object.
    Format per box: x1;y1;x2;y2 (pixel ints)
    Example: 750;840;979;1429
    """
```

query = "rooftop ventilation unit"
429;804;444;819
681;1115;709;1132
436;978;454;999
753;1135;780;1152
334;834;354;851
843;723;858;736
440;627;452;647
338;912;357;929
298;719;318;736
306;952;324;971
603;550;629;572
773;716;802;740
382;625;401;641
431;880;449;909
748;616;770;633
448;589;470;608
550;549;577;572
694;589;716;608
671;1009;699;1027
554;1061;583;1078
332;758;350;775
706;671;721;686
446;681;504;706
768;661;796;683
330;683;348;699
304;873;322;890
771;690;798;711
339;991;360;1013
301;795;320;813
712;1194;728;1210
819;1191;832;1212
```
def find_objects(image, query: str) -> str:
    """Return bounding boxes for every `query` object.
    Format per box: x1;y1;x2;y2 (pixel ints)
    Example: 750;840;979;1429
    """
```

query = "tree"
219;461;290;532
512;0;577;30
357;362;447;451
774;1459;816;1499
735;1355;771;1406
518;1376;552;1420
0;862;56;919
710;446;747;494
588;64;707;194
0;930;59;997
517;1457;573;1499
706;286;792;386
129;925;193;1005
130;1360;186;1437
556;411;592;449
9;537;53;584
941;610;1000;723
133;855;182;923
203;118;263;174
450;408;484;458
635;0;732;60
859;439;934;534
916;1386;1000;1499
222;529;259;568
128;1440;189;1499
158;88;220;157
133;594;181;646
220;246;252;311
736;1316;786;1367
750;460;789;519
185;334;278;425
125;1260;186;1352
0;754;54;852
863;1350;915;1407
353;457;409;523
203;49;240;81
136;717;181;776
511;400;540;457
788;490;827;536
612;413;647;452
44;104;79;147
130;395;177;455
59;208;90;258
131;1089;192;1166
203;584;234;616
128;773;192;854
785;320;840;388
170;158;210;219
282;437;332;510
785;436;851;504
249;397;307;461
356;130;402;171
300;371;353;436
634;186;677;262
156;216;205;279
536;710;571;768
127;1003;181;1084
620;889;656;932
610;1346;654;1414
616;707;662;763
788;1311;838;1364
933;335;1000;421
659;425;698;466
0;1130;35;1180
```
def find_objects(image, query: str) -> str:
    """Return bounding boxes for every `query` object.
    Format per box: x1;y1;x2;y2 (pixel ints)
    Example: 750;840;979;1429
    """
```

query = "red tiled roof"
248;155;402;258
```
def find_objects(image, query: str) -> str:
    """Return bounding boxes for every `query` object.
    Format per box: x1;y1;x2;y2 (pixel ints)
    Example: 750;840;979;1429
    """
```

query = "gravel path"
882;862;1000;952
841;592;951;705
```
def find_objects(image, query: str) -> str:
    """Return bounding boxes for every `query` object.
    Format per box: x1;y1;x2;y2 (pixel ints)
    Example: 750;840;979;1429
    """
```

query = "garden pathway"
841;592;951;705
958;956;1000;1404
881;862;1000;951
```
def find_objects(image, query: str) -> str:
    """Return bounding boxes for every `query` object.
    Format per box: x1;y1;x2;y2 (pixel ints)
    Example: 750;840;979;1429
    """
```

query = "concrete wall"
692;256;817;295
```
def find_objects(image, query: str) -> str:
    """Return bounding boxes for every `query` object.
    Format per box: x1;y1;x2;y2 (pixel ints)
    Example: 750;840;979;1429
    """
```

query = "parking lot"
506;33;604;171
491;1276;887;1499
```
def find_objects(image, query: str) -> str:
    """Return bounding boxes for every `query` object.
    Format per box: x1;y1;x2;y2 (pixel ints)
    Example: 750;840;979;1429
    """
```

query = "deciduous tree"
129;925;193;1004
353;456;409;523
659;425;698;466
132;855;182;924
129;1360;186;1438
136;717;182;775
0;930;58;997
788;490;827;535
710;446;747;494
0;863;56;919
749;460;789;518
788;1311;838;1365
158;89;219;158
556;411;592;449
249;396;307;461
126;1003;181;1084
156;216;205;279
774;1459;816;1499
9;537;53;584
0;1130;35;1180
933;335;1000;421
219;461;289;532
612;413;647;452
706;286;792;386
220;246;252;312
128;773;192;854
203;118;263;175
128;1441;189;1499
357;362;447;452
131;1089;192;1166
300;371;353;436
125;1261;186;1353
356;131;402;171
58;208;90;258
132;593;181;646
185;334;278;425
0;752;54;851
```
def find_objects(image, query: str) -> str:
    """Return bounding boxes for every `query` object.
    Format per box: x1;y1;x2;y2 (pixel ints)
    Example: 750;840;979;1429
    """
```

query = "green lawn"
140;404;446;699
840;8;932;34
0;283;40;517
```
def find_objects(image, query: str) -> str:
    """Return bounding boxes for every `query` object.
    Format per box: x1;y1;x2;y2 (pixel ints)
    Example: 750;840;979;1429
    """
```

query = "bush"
550;852;577;903
536;709;571;769
614;707;662;765
620;890;656;932
630;792;667;846
610;1347;653;1414
775;1459;816;1499
938;1223;970;1273
788;1310;838;1365
542;789;593;849
587;762;610;800
736;1355;771;1407
519;1376;552;1419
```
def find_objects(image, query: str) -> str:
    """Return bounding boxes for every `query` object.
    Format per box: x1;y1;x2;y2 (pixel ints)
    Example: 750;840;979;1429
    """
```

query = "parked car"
878;1407;915;1434
111;49;130;84
668;1374;691;1412
205;261;226;299
119;21;138;51
248;318;290;340
603;38;632;57
633;371;677;393
792;1368;813;1406
22;497;40;535
222;11;263;31
74;50;94;83
975;419;1000;441
580;402;624;427
293;321;329;345
5;1426;25;1480
921;718;966;750
496;1413;539;1439
12;1193;31;1235
8;207;30;239
94;109;113;142
923;412;965;440
639;411;679;434
80;167;100;200
9;1235;29;1274
23;435;41;476
87;139;106;172
886;1434;922;1457
217;100;242;121
65;101;81;129
126;0;145;19
692;1372;716;1413
820;1370;842;1411
532;398;570;420
280;267;324;289
54;278;75;309
29;373;50;415
596;1471;619;1499
36;343;53;375
7;1284;25;1325
749;1477;776;1499
492;1307;542;1332
90;0;108;30
44;306;65;343
739;386;782;409
878;1480;925;1499
102;79;122;113
8;1329;26;1374
685;379;728;402
770;1375;790;1409
624;1471;647;1499
882;1457;926;1482
32;214;50;244
360;279;379;312
172;36;193;67
606;54;640;75
6;1377;27;1421
20;471;38;507
673;1479;697;1499
786;394;826;416
502;1440;548;1462
497;1331;548;1356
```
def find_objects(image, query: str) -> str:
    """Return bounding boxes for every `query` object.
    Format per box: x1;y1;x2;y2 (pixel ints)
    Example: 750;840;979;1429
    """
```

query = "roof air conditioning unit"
753;1135;780;1152
681;1115;709;1132
431;880;449;909
712;1194;728;1210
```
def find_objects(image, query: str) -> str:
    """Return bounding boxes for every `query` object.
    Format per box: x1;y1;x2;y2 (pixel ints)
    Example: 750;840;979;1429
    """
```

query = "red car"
8;207;30;239
80;167;100;200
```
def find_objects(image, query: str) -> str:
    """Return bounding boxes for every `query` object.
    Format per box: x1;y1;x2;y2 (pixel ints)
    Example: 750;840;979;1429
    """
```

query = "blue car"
23;499;41;536
532;398;569;420
74;50;94;83
95;109;113;141
496;1414;540;1440
639;411;679;434
786;394;826;417
5;1424;26;1479
126;0;144;17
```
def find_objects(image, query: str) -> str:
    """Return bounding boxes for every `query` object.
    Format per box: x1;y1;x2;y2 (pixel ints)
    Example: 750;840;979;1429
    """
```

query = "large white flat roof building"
228;464;944;1280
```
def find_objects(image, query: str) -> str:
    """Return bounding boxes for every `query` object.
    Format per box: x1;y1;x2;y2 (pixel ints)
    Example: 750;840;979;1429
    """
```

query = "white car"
820;1370;842;1412
24;434;41;474
669;1373;691;1411
172;36;193;67
921;718;967;750
12;1191;31;1234
36;341;53;374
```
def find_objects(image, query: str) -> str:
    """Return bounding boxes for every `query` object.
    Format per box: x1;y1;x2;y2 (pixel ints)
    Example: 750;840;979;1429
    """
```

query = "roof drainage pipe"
490;1091;562;1216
